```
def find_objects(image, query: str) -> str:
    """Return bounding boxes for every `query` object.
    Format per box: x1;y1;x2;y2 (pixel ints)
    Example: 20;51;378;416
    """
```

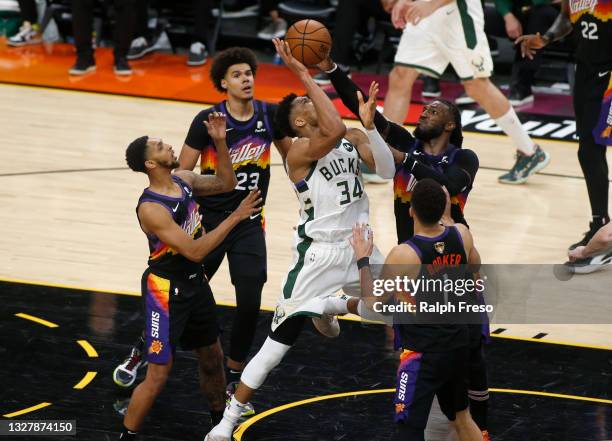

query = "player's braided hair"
126;135;149;173
436;99;463;148
210;47;258;93
275;93;298;138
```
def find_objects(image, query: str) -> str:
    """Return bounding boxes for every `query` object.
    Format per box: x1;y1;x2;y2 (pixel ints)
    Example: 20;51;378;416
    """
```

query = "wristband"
357;257;370;270
324;63;338;74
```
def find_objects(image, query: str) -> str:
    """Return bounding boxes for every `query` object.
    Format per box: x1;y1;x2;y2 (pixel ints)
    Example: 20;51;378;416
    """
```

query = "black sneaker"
509;88;534;107
188;41;208;66
422;77;441;98
127;36;157;60
69;56;96;75
114;57;132;75
569;221;607;250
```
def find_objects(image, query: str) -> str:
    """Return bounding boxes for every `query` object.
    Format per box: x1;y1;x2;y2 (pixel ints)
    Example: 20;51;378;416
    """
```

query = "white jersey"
291;137;369;243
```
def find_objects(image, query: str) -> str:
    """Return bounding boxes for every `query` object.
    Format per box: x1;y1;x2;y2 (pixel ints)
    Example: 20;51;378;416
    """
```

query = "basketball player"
384;0;550;185
114;48;292;407
119;112;262;440
319;59;490;438
204;38;396;441
321;57;479;242
346;179;484;441
178;46;292;400
517;0;612;268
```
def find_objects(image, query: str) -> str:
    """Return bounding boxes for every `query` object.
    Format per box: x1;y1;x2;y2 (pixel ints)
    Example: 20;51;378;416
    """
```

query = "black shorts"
394;346;469;429
201;212;267;285
574;62;611;145
142;268;219;364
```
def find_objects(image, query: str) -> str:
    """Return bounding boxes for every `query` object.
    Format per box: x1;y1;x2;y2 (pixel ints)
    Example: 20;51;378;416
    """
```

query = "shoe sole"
187;59;208;66
114;69;133;76
127;46;157;60
8;39;42;47
498;151;551;185
69;66;96;75
455;98;476;105
112;368;136;388
509;96;535;107
422;92;441;98
565;263;607;274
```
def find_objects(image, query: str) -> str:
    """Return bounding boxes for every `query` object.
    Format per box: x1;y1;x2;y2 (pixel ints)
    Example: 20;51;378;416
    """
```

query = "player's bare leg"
384;66;420;124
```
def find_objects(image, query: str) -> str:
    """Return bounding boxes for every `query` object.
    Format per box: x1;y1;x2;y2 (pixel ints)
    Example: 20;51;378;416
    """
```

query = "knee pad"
240;337;291;390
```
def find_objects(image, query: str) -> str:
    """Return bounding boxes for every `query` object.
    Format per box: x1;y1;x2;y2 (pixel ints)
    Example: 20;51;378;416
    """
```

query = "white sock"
494;107;535;155
212;396;244;436
323;295;350;315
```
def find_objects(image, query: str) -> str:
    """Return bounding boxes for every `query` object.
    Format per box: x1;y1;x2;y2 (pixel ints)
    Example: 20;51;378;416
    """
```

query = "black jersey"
569;0;612;68
394;144;477;243
184;100;279;227
136;175;203;277
398;226;470;353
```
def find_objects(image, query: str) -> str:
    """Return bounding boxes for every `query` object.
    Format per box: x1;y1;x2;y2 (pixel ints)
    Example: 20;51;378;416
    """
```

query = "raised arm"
175;112;237;196
139;191;262;262
317;56;415;152
273;38;345;162
353;81;396;179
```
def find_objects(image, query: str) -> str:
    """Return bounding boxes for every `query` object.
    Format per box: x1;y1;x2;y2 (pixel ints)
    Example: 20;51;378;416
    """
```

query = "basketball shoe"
498;145;550;184
225;383;255;420
565;249;612;274
113;347;147;387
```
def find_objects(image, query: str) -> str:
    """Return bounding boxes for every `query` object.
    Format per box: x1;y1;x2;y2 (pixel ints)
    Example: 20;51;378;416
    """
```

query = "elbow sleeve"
366;128;396;179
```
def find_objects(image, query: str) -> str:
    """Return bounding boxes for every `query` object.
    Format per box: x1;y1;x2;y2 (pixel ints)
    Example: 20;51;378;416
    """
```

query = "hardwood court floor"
0;83;611;348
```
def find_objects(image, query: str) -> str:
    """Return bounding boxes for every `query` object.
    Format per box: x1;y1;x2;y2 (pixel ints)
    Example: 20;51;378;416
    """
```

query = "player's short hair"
125;135;150;173
210;47;258;92
411;178;446;225
275;93;298;138
436;99;463;148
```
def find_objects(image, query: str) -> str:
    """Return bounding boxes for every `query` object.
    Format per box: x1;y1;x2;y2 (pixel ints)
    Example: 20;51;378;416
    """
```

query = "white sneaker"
188;41;208;66
257;19;288;40
203;433;230;441
312;314;340;338
8;22;41;47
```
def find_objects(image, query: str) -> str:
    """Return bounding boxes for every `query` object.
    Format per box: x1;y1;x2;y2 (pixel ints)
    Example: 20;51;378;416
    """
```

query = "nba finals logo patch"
434;242;445;254
149;340;163;355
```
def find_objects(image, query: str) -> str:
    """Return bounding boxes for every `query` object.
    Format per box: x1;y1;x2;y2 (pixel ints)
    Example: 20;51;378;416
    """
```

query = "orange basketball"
284;19;332;67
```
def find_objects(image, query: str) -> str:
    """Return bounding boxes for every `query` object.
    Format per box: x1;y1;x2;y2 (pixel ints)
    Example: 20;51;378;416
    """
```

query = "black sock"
210;409;224;426
226;368;242;385
119;426;138;440
134;333;146;354
469;398;488;431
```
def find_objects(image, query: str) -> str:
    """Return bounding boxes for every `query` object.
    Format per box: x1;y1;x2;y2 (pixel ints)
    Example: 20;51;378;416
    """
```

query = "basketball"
284;19;332;66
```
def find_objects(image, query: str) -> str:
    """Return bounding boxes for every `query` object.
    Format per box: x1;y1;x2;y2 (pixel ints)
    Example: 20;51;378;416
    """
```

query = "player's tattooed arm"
176;112;237;196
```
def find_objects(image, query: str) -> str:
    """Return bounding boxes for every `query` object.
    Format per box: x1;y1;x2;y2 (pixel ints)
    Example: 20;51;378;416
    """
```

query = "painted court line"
15;313;58;328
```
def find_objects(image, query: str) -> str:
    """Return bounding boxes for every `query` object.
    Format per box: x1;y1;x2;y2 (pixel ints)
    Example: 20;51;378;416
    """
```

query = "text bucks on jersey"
294;138;370;242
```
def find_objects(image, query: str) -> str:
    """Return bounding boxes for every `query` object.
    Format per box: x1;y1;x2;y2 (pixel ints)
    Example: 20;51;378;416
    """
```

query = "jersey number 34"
337;178;364;205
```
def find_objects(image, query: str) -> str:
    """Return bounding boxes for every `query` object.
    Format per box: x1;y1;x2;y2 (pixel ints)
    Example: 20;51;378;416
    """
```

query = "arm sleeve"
366;128;396;179
409;149;479;195
184;110;212;151
327;65;415;152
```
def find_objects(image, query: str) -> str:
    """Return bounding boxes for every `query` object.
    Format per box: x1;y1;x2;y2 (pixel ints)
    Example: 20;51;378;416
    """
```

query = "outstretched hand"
233;190;263;221
357;81;380;131
515;32;547;60
272;38;309;76
203;112;227;141
349;223;374;260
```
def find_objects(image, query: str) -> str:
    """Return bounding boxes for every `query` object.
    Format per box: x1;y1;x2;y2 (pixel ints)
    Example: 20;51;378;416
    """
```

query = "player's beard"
414;124;444;142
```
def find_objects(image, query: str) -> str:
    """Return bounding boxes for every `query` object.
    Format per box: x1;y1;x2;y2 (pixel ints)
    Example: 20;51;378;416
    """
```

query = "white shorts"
272;239;384;331
394;0;493;80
